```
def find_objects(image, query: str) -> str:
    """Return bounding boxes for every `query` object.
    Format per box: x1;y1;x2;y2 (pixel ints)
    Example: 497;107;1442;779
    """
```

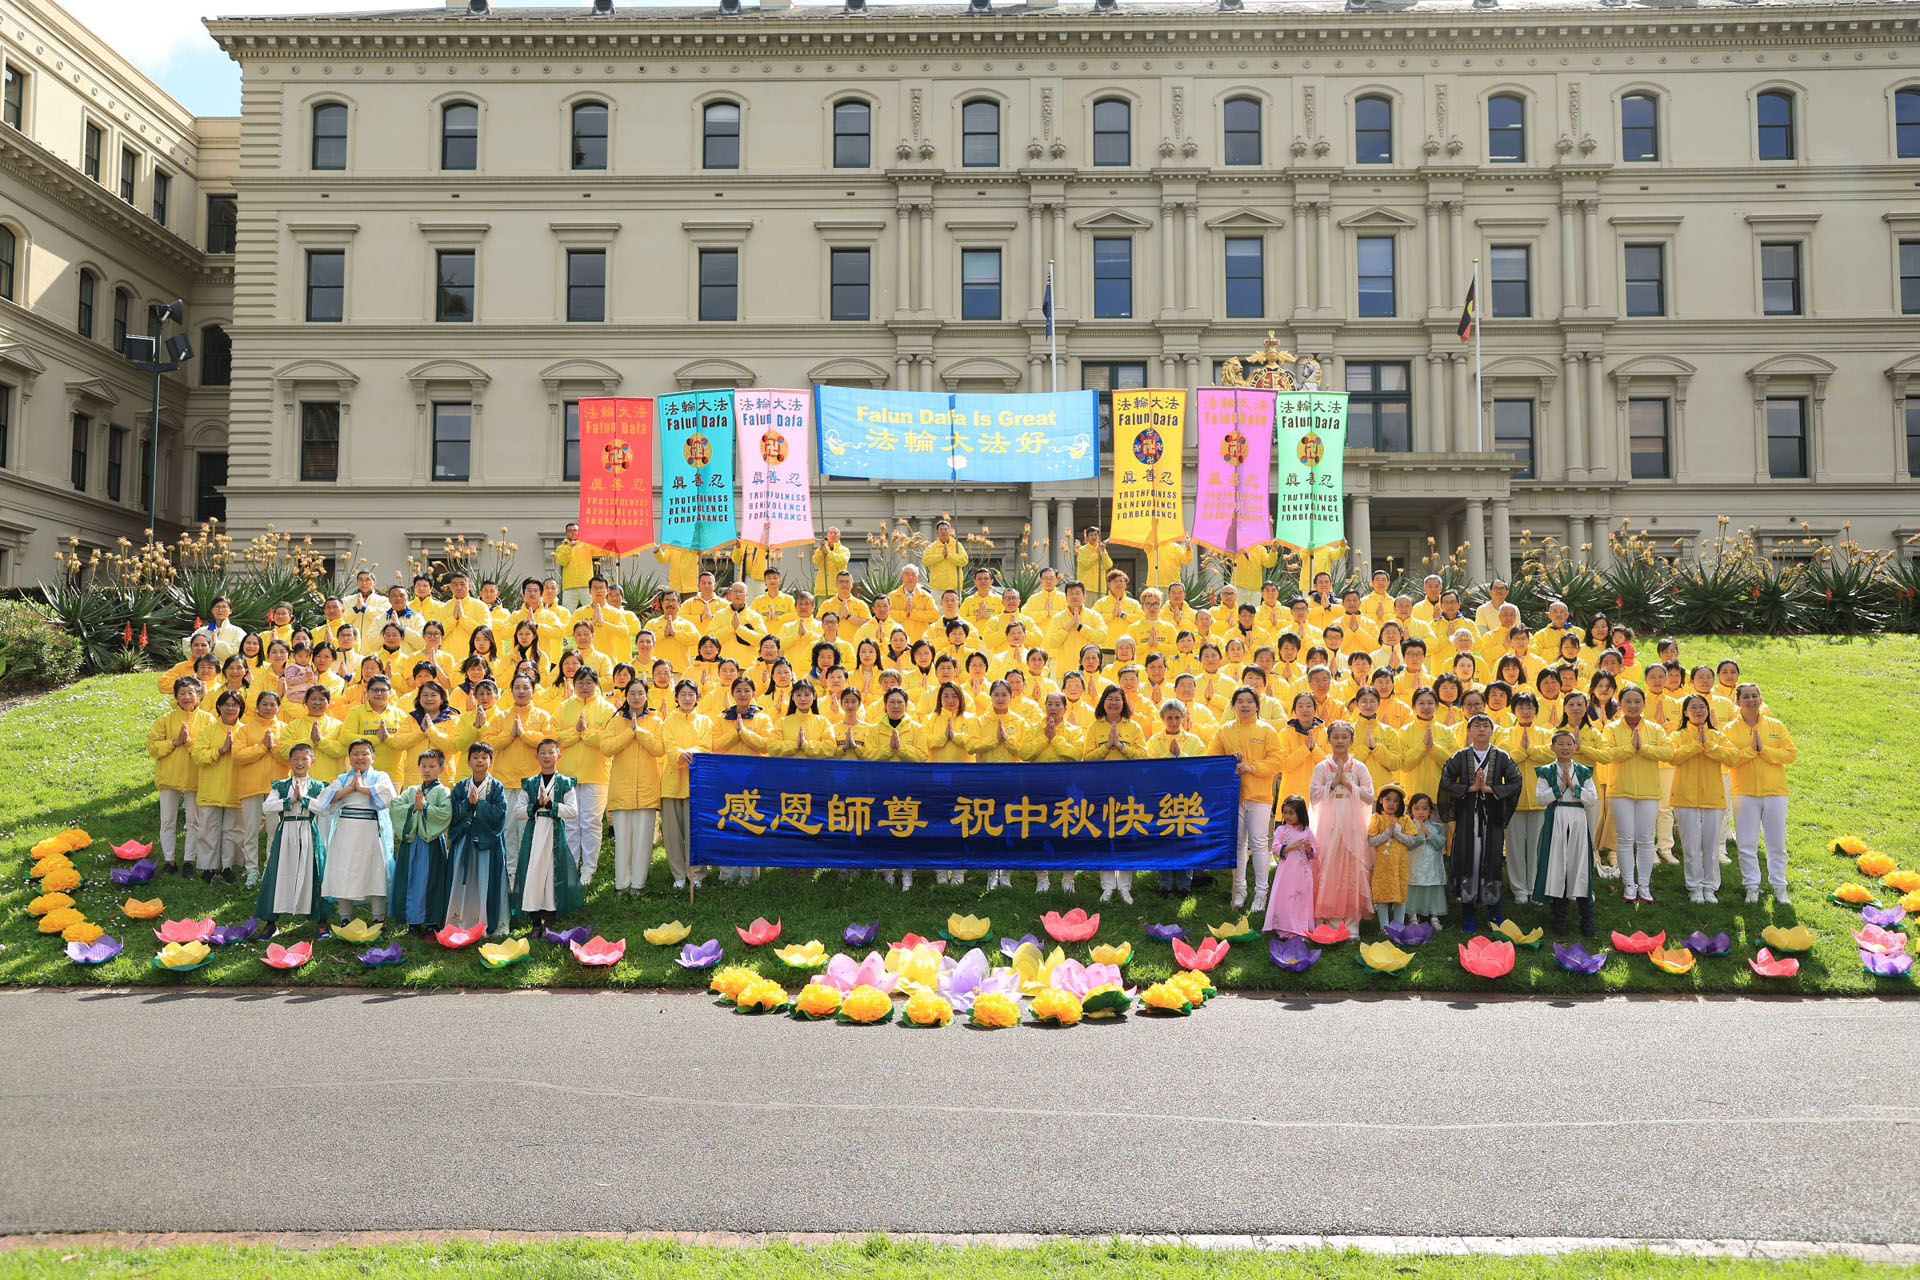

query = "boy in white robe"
318;738;396;924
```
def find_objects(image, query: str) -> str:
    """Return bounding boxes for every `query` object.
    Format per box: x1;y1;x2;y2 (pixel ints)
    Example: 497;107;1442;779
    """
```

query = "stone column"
1490;497;1512;581
1448;200;1466;298
895;354;913;389
1581;199;1601;315
1410;354;1431;453
1451;353;1473;453
1559;199;1579;312
1428;354;1449;454
1350;494;1373;577
1292;202;1312;314
1425;200;1445;314
1053;498;1075;572
1160;202;1178;317
1183;203;1201;313
1314;202;1332;314
1028;354;1045;394
1568;515;1590;566
1030;497;1050;571
897;201;915;315
1586;351;1608;477
918;201;935;318
1029;201;1046;318
1562;352;1586;482
1464;499;1487;583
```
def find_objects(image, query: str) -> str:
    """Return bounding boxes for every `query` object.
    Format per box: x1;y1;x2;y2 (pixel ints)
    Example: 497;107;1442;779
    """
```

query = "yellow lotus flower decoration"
1360;941;1414;973
774;940;829;969
945;913;992;941
1884;870;1920;893
59;828;92;850
1902;890;1920;914
1010;941;1067;996
794;982;842;1018
1648;945;1697;975
1832;835;1869;856
1167;969;1213;1006
1832;883;1876;904
884;943;943;995
122;898;165;919
40;867;82;894
841;984;893;1024
1857;852;1897;878
30;838;68;860
27;892;75;917
156;940;211;969
643;921;692;946
1209;915;1252;940
1141;982;1191;1013
1031;988;1084;1026
709;965;757;1002
330;919;383;943
735;977;787;1012
29;856;73;880
478;937;530;967
1494;919;1545;947
970;990;1020;1028
1089;941;1133;967
37;907;84;935
904;990;954;1027
62;920;104;945
1761;924;1816;953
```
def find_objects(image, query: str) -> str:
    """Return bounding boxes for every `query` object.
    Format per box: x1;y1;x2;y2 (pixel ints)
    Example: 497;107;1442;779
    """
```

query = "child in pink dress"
1310;721;1377;935
1263;794;1317;936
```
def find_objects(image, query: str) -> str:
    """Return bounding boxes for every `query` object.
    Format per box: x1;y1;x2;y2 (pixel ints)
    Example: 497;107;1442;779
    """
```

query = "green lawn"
4;635;1917;995
0;1240;1912;1280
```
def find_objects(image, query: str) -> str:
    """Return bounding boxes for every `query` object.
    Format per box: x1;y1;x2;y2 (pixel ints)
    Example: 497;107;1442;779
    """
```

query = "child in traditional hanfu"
255;741;328;935
512;738;583;929
1262;795;1317;937
1309;721;1376;935
392;748;453;936
317;737;397;925
1403;793;1448;928
1368;783;1414;930
1533;729;1600;938
445;742;511;937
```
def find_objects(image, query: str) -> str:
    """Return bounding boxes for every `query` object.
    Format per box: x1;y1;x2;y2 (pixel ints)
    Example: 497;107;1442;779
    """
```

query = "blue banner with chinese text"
690;754;1238;869
814;386;1099;483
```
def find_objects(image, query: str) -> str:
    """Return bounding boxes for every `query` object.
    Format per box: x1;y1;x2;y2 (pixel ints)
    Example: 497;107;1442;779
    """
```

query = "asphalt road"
2;988;1916;1241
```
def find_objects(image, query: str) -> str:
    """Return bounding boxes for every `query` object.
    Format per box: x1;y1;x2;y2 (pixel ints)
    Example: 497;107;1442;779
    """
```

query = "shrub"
0;600;85;692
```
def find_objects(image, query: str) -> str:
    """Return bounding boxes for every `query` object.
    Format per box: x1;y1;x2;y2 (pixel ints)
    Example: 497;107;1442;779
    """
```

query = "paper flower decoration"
263;940;315;969
569;935;626;967
111;839;153;861
1830;835;1869;856
710;965;757;1001
27;892;75;917
774;940;829;970
330;918;383;943
1142;923;1189;942
736;917;782;947
643;921;692;946
1852;925;1908;957
999;932;1042;960
1010;942;1067;996
1682;931;1732;957
883;943;944;994
1884;870;1920;893
154;940;212;971
1139;982;1194;1016
67;936;123;965
1306;923;1351;946
1268;935;1321;972
938;948;1018;1015
821;951;898;994
1089;941;1133;968
1167;970;1215;1007
29;837;69;860
1648;945;1698;975
675;939;725;970
887;932;945;955
1760;924;1815;954
1082;984;1132;1019
434;923;486;949
358;941;405;967
1030;988;1083;1026
1903;890;1920;914
944;913;992;942
733;977;787;1014
109;860;157;886
60;920;102;945
1861;905;1908;930
155;916;216;945
1862;948;1913;978
1383;920;1435;948
1208;915;1253;940
1041;908;1100;944
1611;929;1666;955
209;918;261;947
791;982;843;1020
28;854;72;878
541;925;592;947
59;828;91;850
1458;936;1516;978
1857;851;1898;878
1048;958;1126;1000
968;990;1020;1028
838;984;895;1025
121;897;165;919
1748;947;1799;979
1831;883;1877;905
39;867;81;894
1552;942;1608;975
903;990;954;1027
1493;919;1545;949
1171;935;1230;972
842;921;879;948
37;907;84;935
478;937;531;969
1359;941;1414;974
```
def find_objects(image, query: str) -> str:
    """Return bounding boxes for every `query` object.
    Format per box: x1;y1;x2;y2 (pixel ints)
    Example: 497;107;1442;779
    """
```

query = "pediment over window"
809;357;890;388
939;356;1025;391
1337;206;1419;230
1746;353;1836;379
1072;208;1154;232
66;377;118;408
1204;208;1285;231
540;358;622;398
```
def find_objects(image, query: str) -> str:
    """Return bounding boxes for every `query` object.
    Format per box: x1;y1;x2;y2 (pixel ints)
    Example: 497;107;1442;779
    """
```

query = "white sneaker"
1062;875;1077;894
1718;852;1733;865
1745;888;1760;904
1098;887;1113;903
883;871;896;886
673;878;686;890
1118;885;1134;905
1774;889;1792;906
1233;891;1248;911
901;873;913;892
1035;875;1051;894
1248;894;1267;914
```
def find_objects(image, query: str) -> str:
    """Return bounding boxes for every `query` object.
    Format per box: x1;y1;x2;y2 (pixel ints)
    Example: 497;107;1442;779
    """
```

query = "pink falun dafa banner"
1190;387;1275;556
733;388;816;550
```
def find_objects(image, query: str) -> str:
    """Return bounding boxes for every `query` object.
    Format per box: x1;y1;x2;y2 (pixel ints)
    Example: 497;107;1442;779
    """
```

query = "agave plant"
1884;548;1920;633
1746;557;1814;636
614;567;663;616
857;519;925;601
1801;535;1891;635
1595;528;1675;633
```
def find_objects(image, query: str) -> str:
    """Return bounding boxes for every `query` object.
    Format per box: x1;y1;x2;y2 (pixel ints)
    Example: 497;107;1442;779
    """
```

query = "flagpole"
1473;256;1484;453
1047;260;1058;394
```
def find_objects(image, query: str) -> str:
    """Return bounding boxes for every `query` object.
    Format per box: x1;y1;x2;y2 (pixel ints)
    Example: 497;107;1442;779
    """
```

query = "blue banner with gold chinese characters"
658;389;737;553
814;386;1099;483
689;754;1238;869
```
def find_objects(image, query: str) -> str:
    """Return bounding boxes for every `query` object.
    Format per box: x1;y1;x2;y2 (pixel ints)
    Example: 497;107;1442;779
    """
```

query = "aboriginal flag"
1457;280;1476;343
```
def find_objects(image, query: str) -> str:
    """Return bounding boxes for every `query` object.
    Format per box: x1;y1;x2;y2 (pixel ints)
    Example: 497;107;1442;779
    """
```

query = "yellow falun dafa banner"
1107;388;1188;551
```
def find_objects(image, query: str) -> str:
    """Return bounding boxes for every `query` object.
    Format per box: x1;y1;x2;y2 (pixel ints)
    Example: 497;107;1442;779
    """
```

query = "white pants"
197;805;242;871
1610;797;1659;893
1675;808;1725;895
1656;768;1675;854
337;894;388;922
239;794;266;875
157;789;199;866
1507;809;1545;902
1235;801;1272;901
503;802;526;889
567;782;607;884
609;808;658;891
1734;794;1789;892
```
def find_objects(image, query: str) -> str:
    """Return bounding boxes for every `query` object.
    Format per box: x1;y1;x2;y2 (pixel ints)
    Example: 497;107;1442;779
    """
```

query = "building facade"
7;0;1919;590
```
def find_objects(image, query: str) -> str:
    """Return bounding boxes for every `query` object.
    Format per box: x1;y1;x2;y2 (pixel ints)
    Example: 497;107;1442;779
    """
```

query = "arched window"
1621;93;1659;162
1899;88;1920;158
201;324;232;387
1487;94;1525;163
1355;95;1392;164
0;225;15;301
832;100;869;168
1092;98;1130;167
1223;97;1261;166
311;103;347;170
962;99;1000;167
704;101;741;170
441;102;478;170
1757;90;1795;160
571;102;608;171
77;269;95;337
113;287;131;354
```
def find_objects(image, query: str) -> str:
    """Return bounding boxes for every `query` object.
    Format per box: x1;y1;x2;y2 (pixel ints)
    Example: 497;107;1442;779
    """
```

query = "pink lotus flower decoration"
435;923;486;949
1852;925;1908;957
1458;936;1516;978
1049;959;1128;999
736;917;783;947
153;917;215;945
111;839;153;861
1748;947;1800;979
568;935;627;967
820;951;898;994
262;941;313;969
1042;909;1101;944
1172;936;1231;972
1306;923;1351;946
1610;929;1666;955
886;932;946;955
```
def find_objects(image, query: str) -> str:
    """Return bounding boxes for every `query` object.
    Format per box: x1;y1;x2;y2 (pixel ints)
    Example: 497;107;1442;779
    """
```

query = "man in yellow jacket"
922;520;970;594
555;523;600;610
812;528;851;597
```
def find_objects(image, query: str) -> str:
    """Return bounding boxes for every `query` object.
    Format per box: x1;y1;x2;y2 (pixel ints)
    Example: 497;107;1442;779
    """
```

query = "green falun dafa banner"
1272;391;1349;555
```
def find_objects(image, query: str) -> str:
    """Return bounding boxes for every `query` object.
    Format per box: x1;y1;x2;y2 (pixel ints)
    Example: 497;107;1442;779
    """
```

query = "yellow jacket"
811;541;851;596
275;713;349;784
1209;718;1283;803
964;709;1028;762
1075;543;1114;588
922;539;970;593
598;712;663;810
337;703;411;782
712;706;772;756
1230;545;1278;593
1082;716;1147;761
1601;718;1673;799
149;707;213;791
887;586;941;641
570;605;635;664
1045;609;1108;664
189;718;256;808
654;545;701;594
656;708;712;800
1727;714;1795;797
645;614;701;673
1276;720;1328;805
482;702;553;788
1347;712;1401;792
924;710;972;762
769;712;836;759
1147;728;1207;758
435;595;491;660
821;591;871;627
861;716;930;762
1669;725;1740;809
555;539;600;591
1392;718;1457;800
555;693;619;786
1499;722;1558;812
704;603;769;666
1020;721;1083;762
1141;540;1191;591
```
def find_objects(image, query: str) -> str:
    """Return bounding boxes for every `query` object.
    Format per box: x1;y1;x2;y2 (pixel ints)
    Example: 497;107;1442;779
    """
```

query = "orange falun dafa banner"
575;397;657;555
1107;388;1187;552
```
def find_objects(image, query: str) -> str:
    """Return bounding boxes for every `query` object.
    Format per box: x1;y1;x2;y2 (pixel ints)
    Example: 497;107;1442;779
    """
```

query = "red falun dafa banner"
575;397;657;555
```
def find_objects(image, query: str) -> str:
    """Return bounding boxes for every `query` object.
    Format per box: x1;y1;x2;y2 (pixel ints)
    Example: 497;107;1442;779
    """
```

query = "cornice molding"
0;132;204;276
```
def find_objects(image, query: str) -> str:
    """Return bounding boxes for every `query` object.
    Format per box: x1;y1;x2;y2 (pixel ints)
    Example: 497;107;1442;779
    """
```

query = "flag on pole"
1042;264;1054;340
1457;279;1476;343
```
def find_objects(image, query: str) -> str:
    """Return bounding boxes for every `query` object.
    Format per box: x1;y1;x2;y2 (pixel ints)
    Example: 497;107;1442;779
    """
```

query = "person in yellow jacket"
484;673;553;863
810;528;851;597
1147;699;1206;761
1230;544;1278;595
571;577;635;662
157;632;215;703
553;666;618;884
1669;693;1741;904
1209;687;1283;909
555;523;601;610
1601;685;1673;904
653;544;701;596
887;565;941;643
1082;684;1147;904
1020;692;1083;763
769;680;836;761
860;686;930;892
646;592;702;673
189;690;257;884
725;540;770;590
822;571;871;629
281;687;349;785
1045;581;1109;667
1275;693;1328;815
434;679;495;785
1093;569;1143;633
1138;537;1191;593
598;681;663;894
1497;691;1557;903
150;676;213;874
1727;682;1796;905
234;689;293;887
1024;567;1068;626
1393;688;1457;803
657;680;712;890
921;520;970;594
924;683;973;764
965;682;1027;764
1345;686;1401;794
336;675;411;790
435;571;491;661
1075;527;1113;590
705;582;770;666
710;675;769;887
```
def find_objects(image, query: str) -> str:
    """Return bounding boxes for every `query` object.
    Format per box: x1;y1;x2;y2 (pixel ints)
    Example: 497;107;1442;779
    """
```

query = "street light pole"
146;312;162;533
126;300;189;538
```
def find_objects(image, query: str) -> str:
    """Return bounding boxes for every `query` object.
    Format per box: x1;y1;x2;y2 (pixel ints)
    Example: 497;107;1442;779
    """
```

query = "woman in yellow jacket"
1497;690;1558;903
1601;685;1674;904
1209;686;1284;910
233;689;286;888
965;682;1027;764
149;676;212;873
1727;681;1796;905
1276;692;1328;810
1083;685;1147;905
553;666;618;885
860;686;930;892
599;681;663;894
657;680;712;891
770;681;836;761
1344;686;1401;795
190;690;251;884
925;683;973;764
156;632;215;702
1393;687;1457;805
1669;693;1741;904
1020;692;1084;766
707;674;771;885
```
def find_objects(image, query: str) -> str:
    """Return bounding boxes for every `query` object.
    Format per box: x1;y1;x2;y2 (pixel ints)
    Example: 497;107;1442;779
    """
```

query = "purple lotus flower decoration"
1268;935;1321;972
110;859;157;886
998;932;1041;960
358;941;404;966
675;938;724;970
1552;942;1608;974
66;935;123;965
1383;920;1434;947
1143;923;1189;942
1682;931;1731;957
1861;904;1907;930
208;917;261;947
1863;948;1914;978
842;921;879;948
541;925;591;947
936;947;997;1015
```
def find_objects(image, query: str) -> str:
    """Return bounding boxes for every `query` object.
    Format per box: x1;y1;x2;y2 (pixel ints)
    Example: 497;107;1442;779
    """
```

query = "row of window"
309;86;1920;174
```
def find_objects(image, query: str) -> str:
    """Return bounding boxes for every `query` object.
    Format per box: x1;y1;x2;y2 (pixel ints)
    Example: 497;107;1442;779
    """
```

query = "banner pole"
1473;256;1485;453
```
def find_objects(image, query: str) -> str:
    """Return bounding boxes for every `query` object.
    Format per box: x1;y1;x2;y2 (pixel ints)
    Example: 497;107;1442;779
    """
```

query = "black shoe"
164;862;180;876
220;868;237;884
259;919;278;939
202;870;214;884
1192;873;1217;890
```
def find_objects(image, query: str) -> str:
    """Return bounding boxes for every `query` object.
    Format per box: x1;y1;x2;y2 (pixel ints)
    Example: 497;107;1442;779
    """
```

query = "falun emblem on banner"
602;439;633;473
1296;432;1326;468
760;429;790;465
683;433;713;467
1132;427;1164;465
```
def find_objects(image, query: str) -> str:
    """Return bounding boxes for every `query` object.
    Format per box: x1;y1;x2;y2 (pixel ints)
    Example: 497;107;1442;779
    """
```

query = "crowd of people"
143;519;1798;943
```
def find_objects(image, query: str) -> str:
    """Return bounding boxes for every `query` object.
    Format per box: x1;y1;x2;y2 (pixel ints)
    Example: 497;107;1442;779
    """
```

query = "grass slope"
3;636;1917;995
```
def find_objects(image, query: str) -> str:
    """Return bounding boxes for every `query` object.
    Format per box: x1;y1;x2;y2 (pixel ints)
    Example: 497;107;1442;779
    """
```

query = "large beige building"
5;0;1919;590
